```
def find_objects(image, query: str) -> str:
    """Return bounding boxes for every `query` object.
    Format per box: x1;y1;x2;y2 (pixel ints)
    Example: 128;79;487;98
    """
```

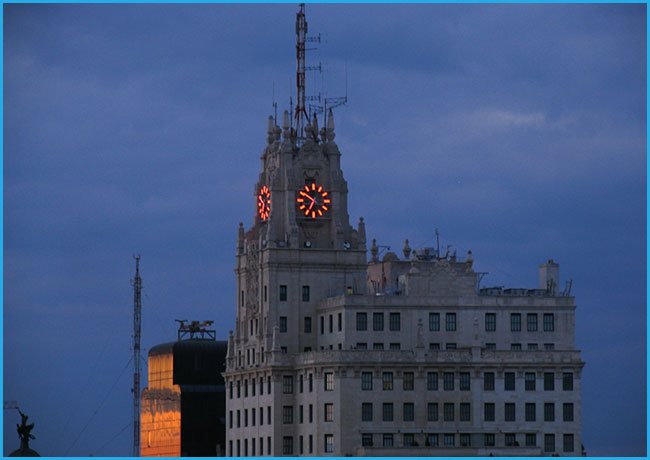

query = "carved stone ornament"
245;242;260;313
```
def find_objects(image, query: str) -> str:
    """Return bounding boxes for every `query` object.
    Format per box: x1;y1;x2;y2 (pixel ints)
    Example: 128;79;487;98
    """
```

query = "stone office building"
223;6;584;457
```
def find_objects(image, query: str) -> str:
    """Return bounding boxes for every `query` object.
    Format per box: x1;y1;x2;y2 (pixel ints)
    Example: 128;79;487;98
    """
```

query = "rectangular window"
309;404;313;423
361;372;373;390
362;434;373;447
302;285;310;302
486;343;496;350
527;343;538;350
429;342;440;350
429;313;440;331
279;316;287;333
505;403;516;421
544;403;555;422
356;312;368;331
252;379;256;396
268;437;272;455
309;373;313;392
446;342;457;350
338;313;342;331
544;434;555;452
484;434;495;447
563;403;574;421
504;372;515;391
252;408;256;426
526;433;537;447
460;403;471;422
544;313;554;331
525;372;536;391
237;380;241;398
525;403;536;421
260;407;264;425
382;434;393;448
428;434;439;447
373;342;384;350
236;410;240;428
373;312;384;331
324;403;333;422
505;433;516;447
511;343;522;350
329;314;333;333
383;372;393;390
484;372;495;391
427;403;438;421
283;436;293;455
259;377;264;395
544;372;555;391
403;372;414;390
511;313;521;331
244;439;248;457
563;434;574;452
304;317;312;333
324;372;334;391
361;403;373;422
444;433;455;447
299;436;303;455
299;375;303;393
403;403;415;421
484;403;495;422
308;435;313;454
229;381;233;399
389;312;401;331
283;375;293;394
324;434;334;453
389;342;401;350
460;433;471;447
563;372;574;390
443;372;454;391
320;316;324;334
264;285;267;302
427;372;438;390
485;313;496;331
267;376;271;394
544;343;555;350
279;285;287;301
268;406;271;424
403;433;415;447
356;342;367;350
527;313;538;331
445;313;456;331
229;410;233;429
283;406;293;424
444;403;454;421
382;403;394;421
460;372;470;391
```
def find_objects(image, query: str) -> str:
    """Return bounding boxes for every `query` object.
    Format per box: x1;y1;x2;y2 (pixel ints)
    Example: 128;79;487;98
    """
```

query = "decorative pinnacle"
266;115;274;145
326;108;335;141
282;110;290;138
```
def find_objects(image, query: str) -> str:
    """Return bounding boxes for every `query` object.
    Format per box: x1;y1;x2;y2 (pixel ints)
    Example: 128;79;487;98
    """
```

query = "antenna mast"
132;255;142;457
295;3;308;138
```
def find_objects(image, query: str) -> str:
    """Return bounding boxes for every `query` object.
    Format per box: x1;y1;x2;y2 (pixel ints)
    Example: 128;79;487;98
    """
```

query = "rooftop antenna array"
131;254;142;457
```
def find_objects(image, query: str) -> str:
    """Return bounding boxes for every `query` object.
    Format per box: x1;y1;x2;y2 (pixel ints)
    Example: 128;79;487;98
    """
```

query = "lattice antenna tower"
294;3;322;140
131;254;142;457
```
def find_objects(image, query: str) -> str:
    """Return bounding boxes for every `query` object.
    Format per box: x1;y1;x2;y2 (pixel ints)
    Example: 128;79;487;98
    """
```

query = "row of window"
360;432;575;452
229;436;272;457
229;406;273;428
281;434;333;455
356;312;402;331
229;376;274;399
241;283;310;306
484;313;555;332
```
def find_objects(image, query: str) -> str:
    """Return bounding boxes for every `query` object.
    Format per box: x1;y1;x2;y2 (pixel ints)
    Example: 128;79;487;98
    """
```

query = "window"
389;342;401;350
268;437;272;455
525;403;536;421
445;313;456;331
244;439;248;456
338;313;342;331
485;313;496;331
236;410;240;427
356;312;368;331
362;403;373;421
544;434;555;452
373;343;384;350
324;372;333;391
329;314;333;333
427;372;438;390
299;375;303;393
505;403;515;421
504;372;515;391
260;407;264;425
324;434;334;453
309;373;313;392
383;372;393;390
544;313;554;331
563;434;574;452
525;372;536;391
427;434;439;447
283;406;293;424
283;436;293;455
443;403;454;421
429;343;440;350
403;433;415;447
429;313;440;331
252;408;256;426
484;372;495;391
299;405;303;423
527;313;538;331
544;343;555;350
320;316;324;334
460;403;471;422
427;403;438;421
403;403;415;421
229;410;233;429
279;316;287;333
460;372;470;391
382;403;393;421
563;403;574;421
268;376;272;394
268;406;272;424
309;404;313;423
361;372;373;390
382;434;393;447
563;372;574;390
460;433;471;447
505;433;516;447
544;372;555;391
544;403;555;422
486;343;496;350
283;375;293;393
280;346;287;354
304;317;312;333
229;381;233;399
484;403;495;421
389;313;400;331
527;343;538;350
324;403;333;422
444;434;455;447
356;342;367;350
373;312;384;331
299;436;303;455
252;379;256;396
526;433;536;447
443;372;454;391
511;313;521;331
403;372;414;390
280;285;287;301
484;434;495;447
237;380;241;398
446;343;457;350
260;377;264;395
362;434;373;447
511;343;522;350
301;285;310;302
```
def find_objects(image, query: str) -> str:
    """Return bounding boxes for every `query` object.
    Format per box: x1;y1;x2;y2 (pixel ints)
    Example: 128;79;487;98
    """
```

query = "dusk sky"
3;3;646;457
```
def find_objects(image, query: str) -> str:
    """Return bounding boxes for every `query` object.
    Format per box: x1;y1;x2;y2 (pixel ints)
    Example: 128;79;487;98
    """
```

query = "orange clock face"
297;183;331;219
257;185;271;220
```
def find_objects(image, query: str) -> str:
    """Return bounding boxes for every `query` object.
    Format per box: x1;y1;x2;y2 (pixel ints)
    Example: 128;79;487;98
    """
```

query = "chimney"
539;259;559;295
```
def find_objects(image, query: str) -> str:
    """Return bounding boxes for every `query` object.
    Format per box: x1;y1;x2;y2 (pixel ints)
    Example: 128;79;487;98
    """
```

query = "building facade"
223;6;584;457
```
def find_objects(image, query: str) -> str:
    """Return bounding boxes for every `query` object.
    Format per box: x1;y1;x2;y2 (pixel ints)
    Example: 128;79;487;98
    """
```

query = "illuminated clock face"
297;183;331;219
257;185;271;221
